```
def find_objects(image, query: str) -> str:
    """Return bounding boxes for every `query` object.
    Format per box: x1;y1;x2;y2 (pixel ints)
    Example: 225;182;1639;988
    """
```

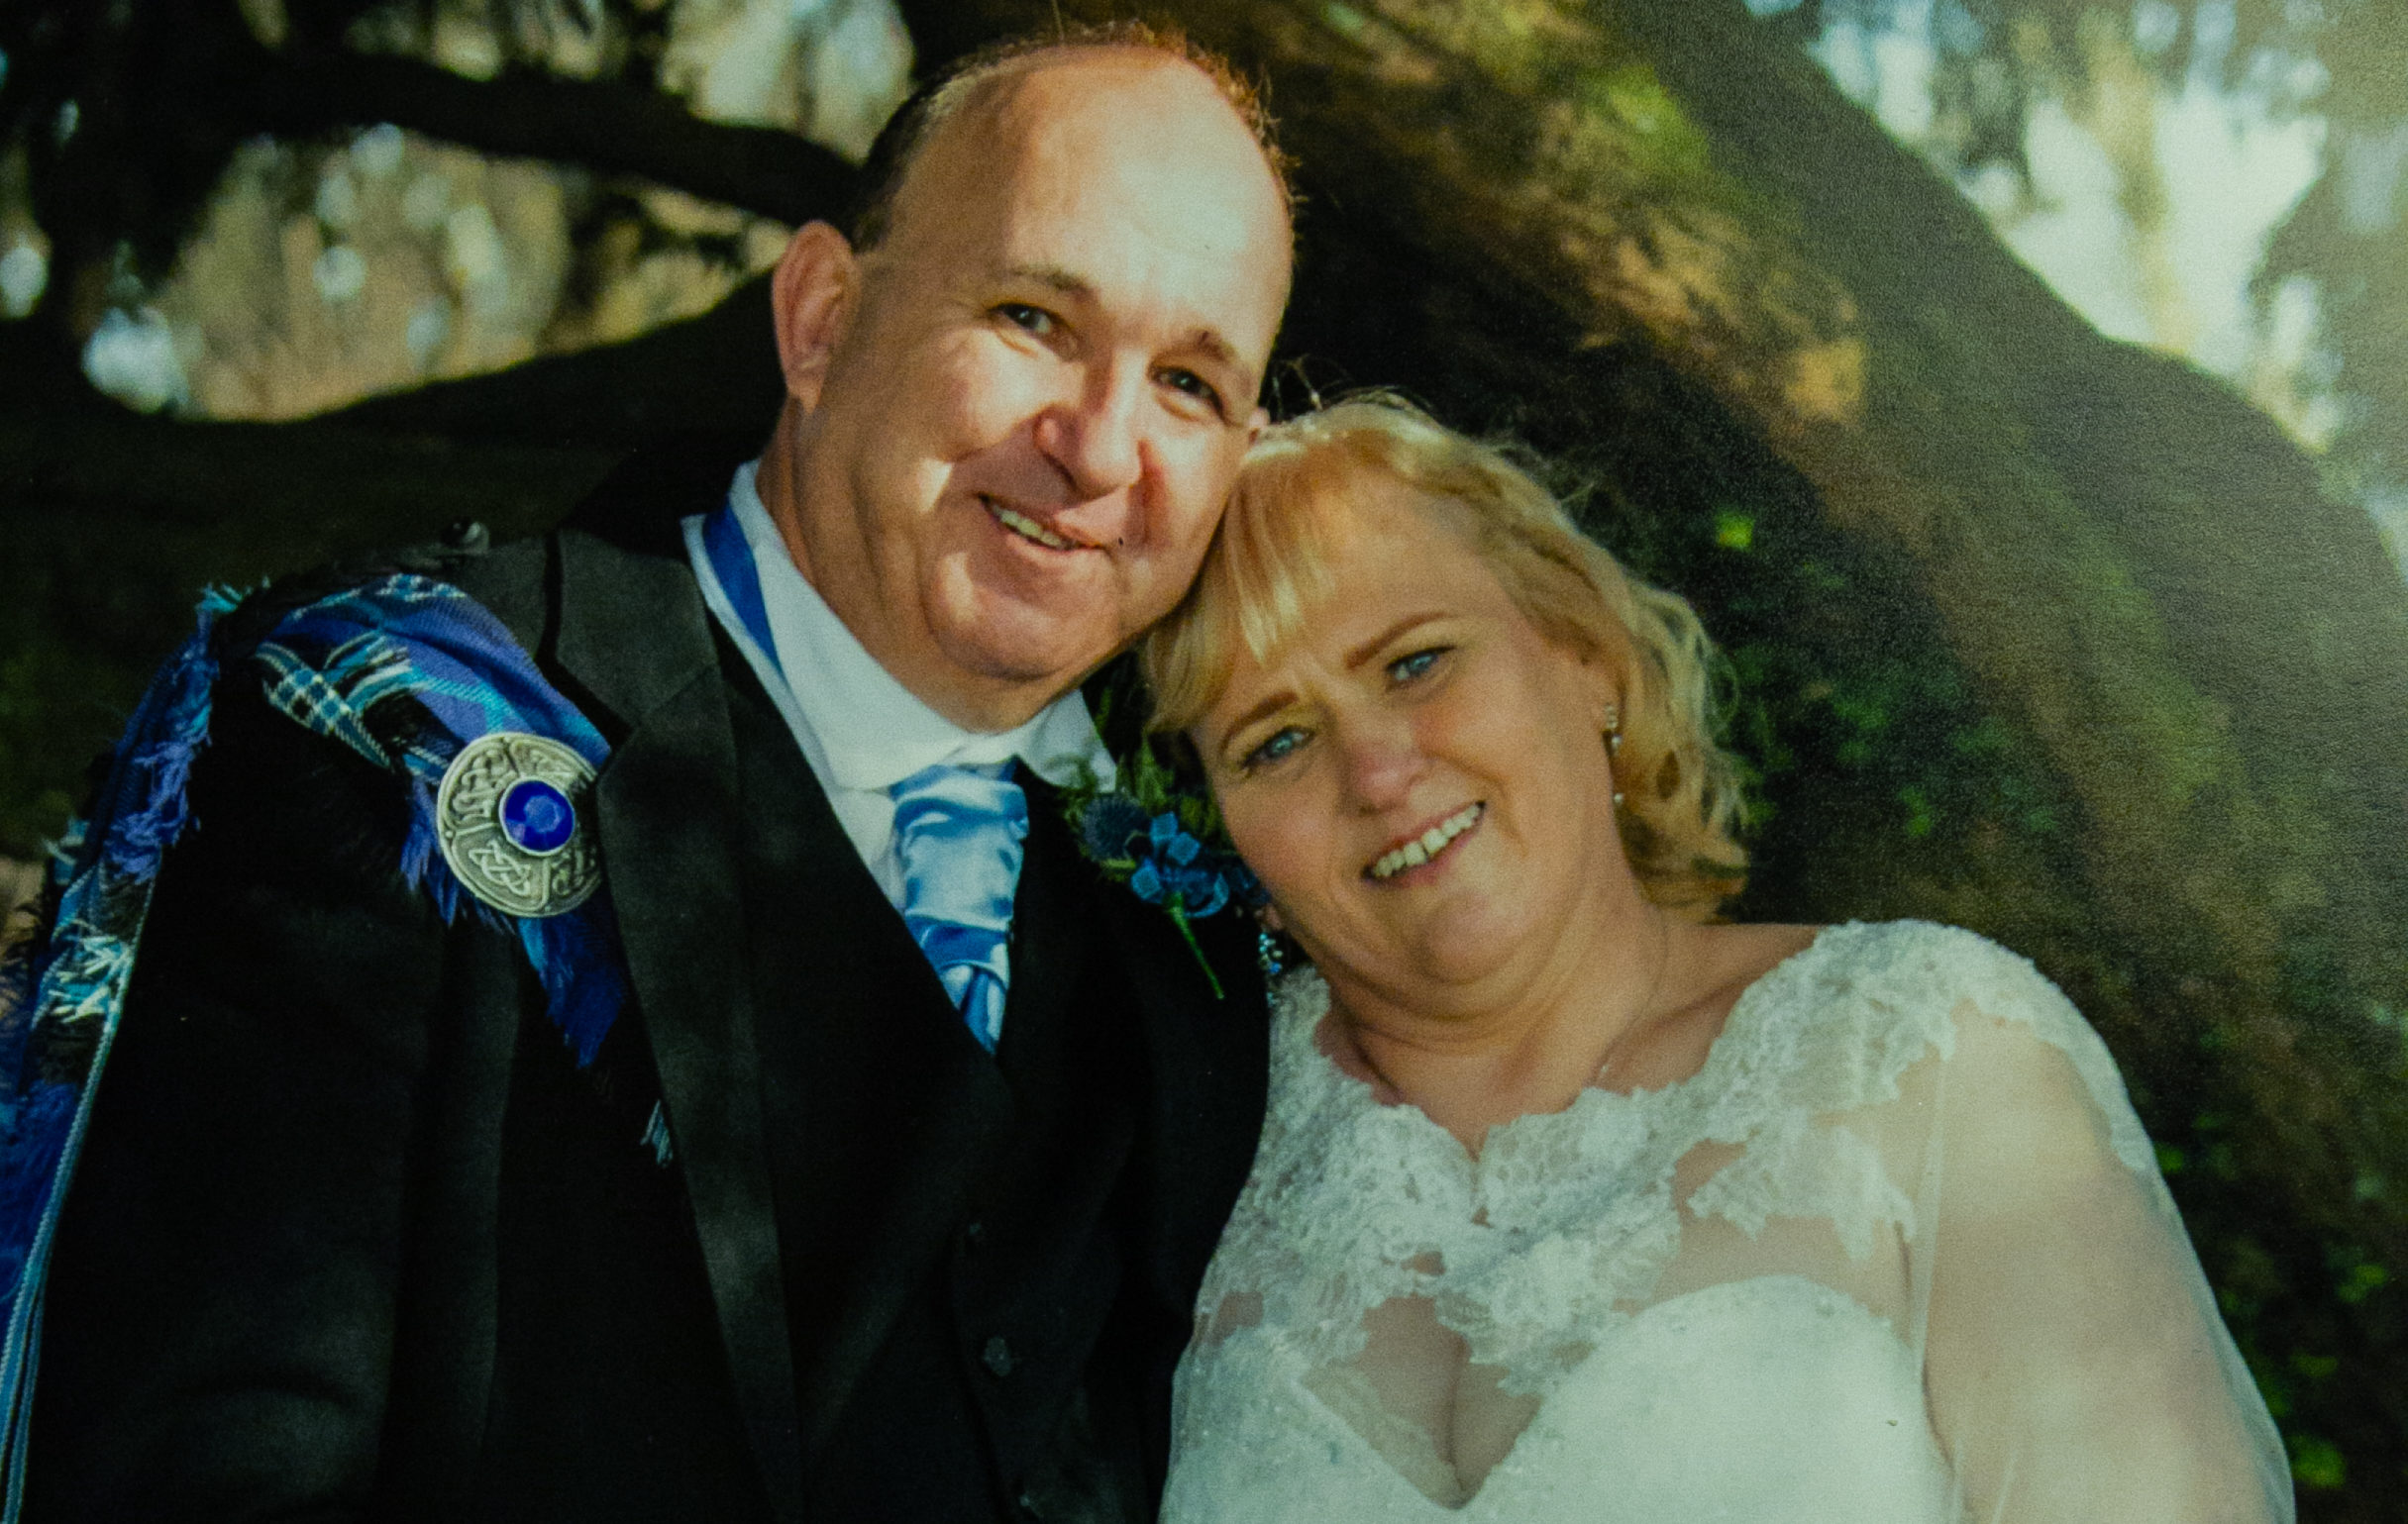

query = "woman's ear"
1573;648;1624;737
1258;902;1287;934
771;221;859;411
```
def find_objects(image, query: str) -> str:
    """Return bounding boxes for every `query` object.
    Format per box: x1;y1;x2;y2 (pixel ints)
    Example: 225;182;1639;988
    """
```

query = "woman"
1141;397;2291;1522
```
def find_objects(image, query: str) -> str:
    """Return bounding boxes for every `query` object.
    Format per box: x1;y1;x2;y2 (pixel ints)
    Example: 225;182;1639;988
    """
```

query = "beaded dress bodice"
1162;922;2290;1523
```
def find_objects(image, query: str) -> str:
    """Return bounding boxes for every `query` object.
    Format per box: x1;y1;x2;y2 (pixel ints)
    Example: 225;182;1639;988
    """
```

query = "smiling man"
21;25;1291;1524
761;47;1289;728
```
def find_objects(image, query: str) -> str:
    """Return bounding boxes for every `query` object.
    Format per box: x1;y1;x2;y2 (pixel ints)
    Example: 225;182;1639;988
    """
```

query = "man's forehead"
952;46;1211;145
896;49;1286;247
884;51;1292;361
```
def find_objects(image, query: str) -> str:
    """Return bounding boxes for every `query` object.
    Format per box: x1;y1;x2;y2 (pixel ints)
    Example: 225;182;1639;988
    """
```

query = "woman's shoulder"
1722;921;2093;1105
1773;919;2081;1028
1738;920;2155;1173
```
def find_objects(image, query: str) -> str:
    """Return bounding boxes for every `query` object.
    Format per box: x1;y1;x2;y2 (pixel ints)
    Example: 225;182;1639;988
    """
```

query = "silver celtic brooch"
435;731;601;918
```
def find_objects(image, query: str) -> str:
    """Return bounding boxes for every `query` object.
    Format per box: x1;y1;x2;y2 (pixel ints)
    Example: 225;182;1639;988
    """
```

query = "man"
23;25;1292;1521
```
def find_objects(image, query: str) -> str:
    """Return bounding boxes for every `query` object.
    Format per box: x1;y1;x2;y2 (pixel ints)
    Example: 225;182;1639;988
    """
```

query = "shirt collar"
727;461;1114;793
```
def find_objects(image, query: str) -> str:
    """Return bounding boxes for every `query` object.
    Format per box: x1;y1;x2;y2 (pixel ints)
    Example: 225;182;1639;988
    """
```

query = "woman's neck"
1320;900;1822;1155
1320;879;1685;1153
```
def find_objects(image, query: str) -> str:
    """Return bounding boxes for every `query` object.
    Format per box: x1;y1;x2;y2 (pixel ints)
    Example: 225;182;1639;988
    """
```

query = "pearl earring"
1604;700;1625;808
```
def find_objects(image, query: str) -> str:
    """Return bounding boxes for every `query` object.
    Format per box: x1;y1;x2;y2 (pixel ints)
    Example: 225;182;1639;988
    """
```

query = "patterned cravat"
888;762;1028;1053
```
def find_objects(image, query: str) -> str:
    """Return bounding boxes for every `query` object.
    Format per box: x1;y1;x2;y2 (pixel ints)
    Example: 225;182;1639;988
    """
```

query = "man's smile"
984;494;1101;554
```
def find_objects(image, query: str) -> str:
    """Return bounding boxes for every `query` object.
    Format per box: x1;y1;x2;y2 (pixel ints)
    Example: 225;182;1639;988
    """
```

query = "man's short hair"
848;20;1297;253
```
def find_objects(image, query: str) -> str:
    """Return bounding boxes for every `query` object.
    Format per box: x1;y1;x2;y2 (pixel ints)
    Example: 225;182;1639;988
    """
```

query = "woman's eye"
995;302;1056;336
1388;647;1450;684
1241;726;1308;772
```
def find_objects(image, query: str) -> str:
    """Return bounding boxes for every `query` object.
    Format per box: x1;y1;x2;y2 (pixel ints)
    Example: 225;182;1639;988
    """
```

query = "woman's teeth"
990;500;1079;552
1369;803;1484;881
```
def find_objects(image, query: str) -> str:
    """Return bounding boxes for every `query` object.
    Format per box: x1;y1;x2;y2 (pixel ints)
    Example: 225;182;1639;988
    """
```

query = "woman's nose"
1338;710;1425;812
1035;363;1145;502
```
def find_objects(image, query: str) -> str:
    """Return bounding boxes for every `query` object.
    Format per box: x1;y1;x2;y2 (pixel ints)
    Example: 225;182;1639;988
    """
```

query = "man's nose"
1035;362;1146;502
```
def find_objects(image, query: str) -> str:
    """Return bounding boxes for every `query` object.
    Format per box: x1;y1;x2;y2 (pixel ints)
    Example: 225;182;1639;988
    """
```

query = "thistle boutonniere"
1063;728;1261;1000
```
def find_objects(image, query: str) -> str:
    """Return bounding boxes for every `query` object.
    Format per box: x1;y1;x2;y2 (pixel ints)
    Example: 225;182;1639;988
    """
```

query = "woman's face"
1194;477;1626;1010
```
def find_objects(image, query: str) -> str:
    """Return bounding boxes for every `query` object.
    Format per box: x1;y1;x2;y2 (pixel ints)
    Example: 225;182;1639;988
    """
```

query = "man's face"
777;51;1293;729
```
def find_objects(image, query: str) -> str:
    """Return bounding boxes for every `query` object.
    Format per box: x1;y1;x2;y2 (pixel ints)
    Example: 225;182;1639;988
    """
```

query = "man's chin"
932;615;1113;706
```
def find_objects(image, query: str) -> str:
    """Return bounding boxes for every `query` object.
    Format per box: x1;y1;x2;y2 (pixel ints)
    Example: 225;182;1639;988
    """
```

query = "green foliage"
2291;1435;2348;1491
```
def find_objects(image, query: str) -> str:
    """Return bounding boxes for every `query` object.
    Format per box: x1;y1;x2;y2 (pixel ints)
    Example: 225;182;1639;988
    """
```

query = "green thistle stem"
1166;897;1225;1000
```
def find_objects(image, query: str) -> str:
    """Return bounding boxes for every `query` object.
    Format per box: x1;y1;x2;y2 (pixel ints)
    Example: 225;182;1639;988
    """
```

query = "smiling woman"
1146;395;1743;919
1139;395;2293;1523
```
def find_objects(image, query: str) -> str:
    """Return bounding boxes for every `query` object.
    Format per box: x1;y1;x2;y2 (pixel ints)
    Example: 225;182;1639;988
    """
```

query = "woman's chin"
1371;904;1546;995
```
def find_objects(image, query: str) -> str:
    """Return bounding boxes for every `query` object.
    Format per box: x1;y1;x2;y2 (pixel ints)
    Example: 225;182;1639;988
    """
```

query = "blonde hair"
1143;394;1748;917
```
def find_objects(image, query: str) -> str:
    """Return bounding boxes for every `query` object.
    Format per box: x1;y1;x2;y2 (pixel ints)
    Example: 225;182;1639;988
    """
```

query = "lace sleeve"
1920;957;2293;1524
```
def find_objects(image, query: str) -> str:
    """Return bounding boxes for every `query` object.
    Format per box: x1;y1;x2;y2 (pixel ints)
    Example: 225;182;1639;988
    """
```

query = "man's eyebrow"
996;262;1251;381
999;261;1094;297
1184;328;1244;376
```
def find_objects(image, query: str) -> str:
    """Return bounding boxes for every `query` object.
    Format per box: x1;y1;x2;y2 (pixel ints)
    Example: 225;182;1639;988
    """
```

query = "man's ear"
772;221;859;412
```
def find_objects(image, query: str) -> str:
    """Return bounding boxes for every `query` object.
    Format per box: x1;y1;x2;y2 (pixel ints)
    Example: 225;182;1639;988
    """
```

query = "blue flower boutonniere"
1064;736;1259;999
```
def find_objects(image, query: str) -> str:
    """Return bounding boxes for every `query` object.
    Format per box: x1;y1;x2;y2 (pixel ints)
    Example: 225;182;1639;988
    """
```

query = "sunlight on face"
797;50;1292;722
1194;479;1625;1012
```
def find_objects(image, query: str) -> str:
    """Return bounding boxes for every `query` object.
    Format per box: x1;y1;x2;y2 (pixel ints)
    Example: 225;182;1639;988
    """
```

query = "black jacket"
26;443;1268;1522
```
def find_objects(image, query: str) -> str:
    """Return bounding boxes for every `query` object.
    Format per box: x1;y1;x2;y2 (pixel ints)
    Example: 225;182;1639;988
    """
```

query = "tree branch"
249;46;865;225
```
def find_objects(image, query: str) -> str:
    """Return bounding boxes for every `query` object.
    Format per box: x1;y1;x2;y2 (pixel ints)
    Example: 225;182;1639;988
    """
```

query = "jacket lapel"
994;780;1091;1099
553;520;807;1524
1100;874;1271;1338
717;646;1020;1460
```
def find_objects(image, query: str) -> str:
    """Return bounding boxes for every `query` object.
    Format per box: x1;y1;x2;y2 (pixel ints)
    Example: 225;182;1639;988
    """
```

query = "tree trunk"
911;0;2408;1502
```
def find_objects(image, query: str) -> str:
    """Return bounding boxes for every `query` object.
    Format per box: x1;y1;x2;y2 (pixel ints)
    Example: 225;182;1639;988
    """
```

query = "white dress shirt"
683;461;1115;910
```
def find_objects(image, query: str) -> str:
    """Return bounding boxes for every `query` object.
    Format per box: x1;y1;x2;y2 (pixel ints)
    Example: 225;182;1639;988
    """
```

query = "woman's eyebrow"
1344;612;1448;670
1216;687;1301;754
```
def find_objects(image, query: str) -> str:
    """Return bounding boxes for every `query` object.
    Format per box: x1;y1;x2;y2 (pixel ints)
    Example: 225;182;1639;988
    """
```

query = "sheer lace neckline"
1168;920;2293;1524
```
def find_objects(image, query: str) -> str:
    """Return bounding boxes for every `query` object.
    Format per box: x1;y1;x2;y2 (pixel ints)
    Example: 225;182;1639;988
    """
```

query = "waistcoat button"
982;1335;1016;1377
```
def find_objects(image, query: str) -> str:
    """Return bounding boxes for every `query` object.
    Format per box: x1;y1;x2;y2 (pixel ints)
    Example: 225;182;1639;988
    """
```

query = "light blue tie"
888;763;1028;1053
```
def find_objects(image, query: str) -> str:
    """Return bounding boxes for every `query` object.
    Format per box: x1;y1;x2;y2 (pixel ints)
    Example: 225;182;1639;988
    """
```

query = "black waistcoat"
723;637;1155;1521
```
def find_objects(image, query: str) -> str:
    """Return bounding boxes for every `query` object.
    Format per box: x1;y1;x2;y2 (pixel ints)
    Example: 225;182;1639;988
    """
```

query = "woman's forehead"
1236;493;1501;668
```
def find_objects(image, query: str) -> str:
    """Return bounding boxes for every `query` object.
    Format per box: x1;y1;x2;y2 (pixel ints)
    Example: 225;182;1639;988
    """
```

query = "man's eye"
1241;726;1308;772
1388;647;1450;683
1159;366;1225;414
995;302;1056;336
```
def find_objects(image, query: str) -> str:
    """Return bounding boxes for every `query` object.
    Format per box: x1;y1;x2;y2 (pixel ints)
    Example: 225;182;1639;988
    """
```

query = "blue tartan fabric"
0;591;235;1515
254;630;424;770
0;573;631;1517
250;574;626;1058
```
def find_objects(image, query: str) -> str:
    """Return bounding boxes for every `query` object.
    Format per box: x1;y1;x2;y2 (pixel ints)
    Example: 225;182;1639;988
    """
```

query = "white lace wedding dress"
1163;921;2292;1523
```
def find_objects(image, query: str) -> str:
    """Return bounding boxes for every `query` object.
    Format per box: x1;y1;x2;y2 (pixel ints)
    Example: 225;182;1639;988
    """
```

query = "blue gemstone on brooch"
498;777;577;857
